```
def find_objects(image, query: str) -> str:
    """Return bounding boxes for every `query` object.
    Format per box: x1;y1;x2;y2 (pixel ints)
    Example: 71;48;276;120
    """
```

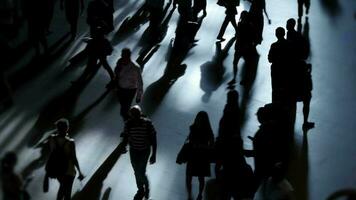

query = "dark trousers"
217;14;237;39
57;175;75;200
117;87;137;120
129;148;150;192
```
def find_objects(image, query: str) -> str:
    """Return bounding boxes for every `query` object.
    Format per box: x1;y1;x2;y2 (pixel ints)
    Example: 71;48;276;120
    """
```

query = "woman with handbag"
178;111;215;200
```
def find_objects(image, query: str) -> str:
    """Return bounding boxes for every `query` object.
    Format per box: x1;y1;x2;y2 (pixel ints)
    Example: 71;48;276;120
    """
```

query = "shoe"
216;37;225;41
144;186;150;199
134;191;144;200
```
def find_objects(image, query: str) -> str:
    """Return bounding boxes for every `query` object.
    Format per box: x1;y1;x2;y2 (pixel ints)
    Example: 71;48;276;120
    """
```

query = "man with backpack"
44;118;84;200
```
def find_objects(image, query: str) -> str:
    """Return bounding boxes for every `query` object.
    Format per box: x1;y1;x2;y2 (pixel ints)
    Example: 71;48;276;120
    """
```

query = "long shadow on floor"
141;15;205;116
199;38;235;102
72;145;123;200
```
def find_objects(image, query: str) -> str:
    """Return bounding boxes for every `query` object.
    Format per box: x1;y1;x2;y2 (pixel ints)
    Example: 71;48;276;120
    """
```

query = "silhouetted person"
183;111;214;200
268;27;290;102
297;0;310;20
247;0;271;45
174;0;193;21
232;11;256;82
192;0;207;21
24;0;48;55
217;0;240;41
254;163;295;200
145;0;165;37
215;90;255;199
114;48;143;120
286;18;314;130
43;119;84;200
1;152;30;200
60;0;84;40
45;0;55;34
119;106;157;200
72;26;115;86
87;0;114;35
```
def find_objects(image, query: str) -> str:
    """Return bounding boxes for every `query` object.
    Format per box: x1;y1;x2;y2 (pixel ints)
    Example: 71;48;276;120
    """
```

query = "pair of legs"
302;94;314;130
186;174;205;200
298;0;310;18
57;175;74;200
74;56;114;85
130;149;151;199
117;88;137;120
217;14;238;40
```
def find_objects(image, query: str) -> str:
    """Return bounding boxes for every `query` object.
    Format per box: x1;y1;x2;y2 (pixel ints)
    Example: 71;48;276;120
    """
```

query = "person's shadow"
320;0;342;19
200;38;235;103
72;145;124;200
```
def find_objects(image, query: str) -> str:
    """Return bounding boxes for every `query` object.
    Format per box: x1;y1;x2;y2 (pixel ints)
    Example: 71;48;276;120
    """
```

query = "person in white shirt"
114;48;144;120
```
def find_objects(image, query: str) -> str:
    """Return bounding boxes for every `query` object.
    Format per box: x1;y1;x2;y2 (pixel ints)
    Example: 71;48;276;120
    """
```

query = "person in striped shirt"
120;105;157;200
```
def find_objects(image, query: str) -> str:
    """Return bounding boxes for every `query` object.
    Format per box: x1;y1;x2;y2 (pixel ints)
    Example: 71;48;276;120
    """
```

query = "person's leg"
117;88;137;120
57;177;65;200
229;15;238;32
305;0;310;14
232;50;242;81
298;0;303;18
130;149;145;195
63;176;75;200
186;171;193;199
217;16;230;39
197;176;205;200
302;95;314;130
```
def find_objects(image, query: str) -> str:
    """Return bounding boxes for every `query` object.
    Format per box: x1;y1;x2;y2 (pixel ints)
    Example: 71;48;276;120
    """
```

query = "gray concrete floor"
1;0;356;199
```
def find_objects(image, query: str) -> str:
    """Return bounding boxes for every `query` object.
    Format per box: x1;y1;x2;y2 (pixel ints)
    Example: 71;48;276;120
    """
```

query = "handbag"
176;142;191;164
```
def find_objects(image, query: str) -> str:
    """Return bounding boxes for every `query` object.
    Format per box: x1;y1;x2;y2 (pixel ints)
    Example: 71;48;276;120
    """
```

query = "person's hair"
55;118;69;134
240;10;249;21
121;48;131;58
286;18;296;30
275;27;285;39
190;111;213;142
129;105;142;119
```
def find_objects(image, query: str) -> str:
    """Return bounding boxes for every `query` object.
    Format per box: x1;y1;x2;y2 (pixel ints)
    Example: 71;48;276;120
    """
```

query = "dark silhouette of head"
275;27;285;40
1;152;17;172
271;162;285;182
240;10;249;22
191;111;213;140
129;105;142;120
93;26;105;38
55;118;69;135
286;18;296;31
121;48;132;64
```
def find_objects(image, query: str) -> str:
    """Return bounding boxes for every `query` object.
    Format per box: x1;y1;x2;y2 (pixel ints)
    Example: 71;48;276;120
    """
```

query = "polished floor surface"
1;0;356;199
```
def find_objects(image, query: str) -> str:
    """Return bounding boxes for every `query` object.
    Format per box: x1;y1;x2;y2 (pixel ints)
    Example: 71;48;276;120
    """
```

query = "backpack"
45;138;69;178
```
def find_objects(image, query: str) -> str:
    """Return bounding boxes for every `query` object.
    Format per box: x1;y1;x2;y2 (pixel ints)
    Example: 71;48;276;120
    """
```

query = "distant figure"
72;26;115;86
1;152;30;200
24;0;48;55
192;0;207;20
215;91;255;199
60;0;84;40
217;0;240;41
232;11;256;81
297;0;310;19
119;106;157;200
286;18;314;130
248;0;271;45
268;27;291;102
145;0;165;36
45;0;55;34
87;0;114;35
44;119;84;200
183;111;215;200
114;48;143;120
254;163;295;200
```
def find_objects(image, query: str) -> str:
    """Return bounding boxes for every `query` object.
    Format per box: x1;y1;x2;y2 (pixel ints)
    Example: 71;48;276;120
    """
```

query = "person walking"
182;111;215;200
216;0;240;41
114;48;144;121
60;0;84;40
43;118;84;200
119;105;157;200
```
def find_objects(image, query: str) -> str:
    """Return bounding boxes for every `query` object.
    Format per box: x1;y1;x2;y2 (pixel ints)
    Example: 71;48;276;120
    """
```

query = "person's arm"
268;44;274;63
71;141;84;180
136;67;144;103
263;2;271;24
119;122;129;152
149;122;157;164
